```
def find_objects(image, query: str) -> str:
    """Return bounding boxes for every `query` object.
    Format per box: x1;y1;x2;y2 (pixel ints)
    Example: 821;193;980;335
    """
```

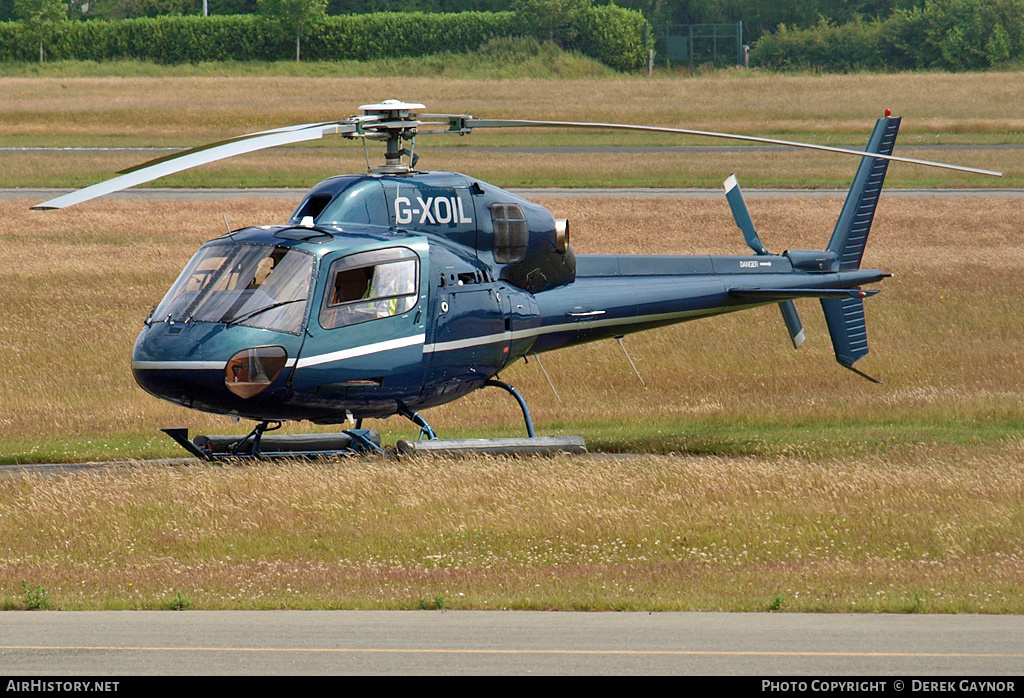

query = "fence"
651;22;745;70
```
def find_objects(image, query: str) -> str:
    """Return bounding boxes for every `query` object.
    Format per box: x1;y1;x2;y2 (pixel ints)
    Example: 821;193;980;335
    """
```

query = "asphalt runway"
2;611;1023;676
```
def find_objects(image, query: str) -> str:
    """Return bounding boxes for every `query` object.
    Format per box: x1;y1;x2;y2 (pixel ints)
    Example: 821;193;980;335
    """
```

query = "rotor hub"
359;99;425;120
359;100;426;173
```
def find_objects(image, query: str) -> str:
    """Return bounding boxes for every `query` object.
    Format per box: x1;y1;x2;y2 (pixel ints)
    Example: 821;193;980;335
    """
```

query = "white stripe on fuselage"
294;333;426;368
131;306;749;371
130;335;427;372
132;360;237;370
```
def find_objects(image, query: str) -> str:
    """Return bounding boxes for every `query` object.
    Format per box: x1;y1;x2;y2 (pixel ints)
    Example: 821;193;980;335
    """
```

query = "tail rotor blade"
724;174;768;255
778;300;805;349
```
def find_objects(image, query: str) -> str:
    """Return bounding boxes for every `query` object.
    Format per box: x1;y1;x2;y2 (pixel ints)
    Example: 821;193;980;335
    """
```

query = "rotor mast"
359;100;425;173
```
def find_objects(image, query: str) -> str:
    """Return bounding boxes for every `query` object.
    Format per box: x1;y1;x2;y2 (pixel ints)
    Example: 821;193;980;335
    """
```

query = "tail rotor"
724;174;806;349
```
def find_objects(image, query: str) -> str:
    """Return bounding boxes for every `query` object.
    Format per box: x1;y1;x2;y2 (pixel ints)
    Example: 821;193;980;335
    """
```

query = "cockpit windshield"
152;243;314;335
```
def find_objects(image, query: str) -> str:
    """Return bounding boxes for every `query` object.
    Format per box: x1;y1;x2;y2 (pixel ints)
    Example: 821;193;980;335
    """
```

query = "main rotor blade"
116;121;350;175
464;119;1003;177
32;121;358;210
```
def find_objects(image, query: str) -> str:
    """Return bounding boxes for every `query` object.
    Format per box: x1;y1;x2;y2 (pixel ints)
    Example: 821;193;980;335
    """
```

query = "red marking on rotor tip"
885;108;891;117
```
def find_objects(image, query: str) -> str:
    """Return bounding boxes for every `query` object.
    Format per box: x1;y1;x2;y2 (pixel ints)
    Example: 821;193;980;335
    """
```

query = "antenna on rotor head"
359;99;425;174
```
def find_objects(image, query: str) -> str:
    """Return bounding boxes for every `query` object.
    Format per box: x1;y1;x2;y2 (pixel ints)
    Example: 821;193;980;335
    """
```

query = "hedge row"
0;8;649;70
575;4;649;72
753;0;1024;71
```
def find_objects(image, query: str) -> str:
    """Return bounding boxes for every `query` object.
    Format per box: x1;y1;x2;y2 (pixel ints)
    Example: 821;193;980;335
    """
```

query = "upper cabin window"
320;247;419;330
290;192;333;222
491;203;528;264
290;180;389;228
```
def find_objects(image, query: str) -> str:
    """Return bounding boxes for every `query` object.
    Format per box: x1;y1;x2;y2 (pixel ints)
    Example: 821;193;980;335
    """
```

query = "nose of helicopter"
132;322;222;410
131;321;297;415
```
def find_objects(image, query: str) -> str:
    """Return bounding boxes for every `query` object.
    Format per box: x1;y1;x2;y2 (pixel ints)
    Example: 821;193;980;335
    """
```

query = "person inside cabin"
369;262;414;318
323;258;416;328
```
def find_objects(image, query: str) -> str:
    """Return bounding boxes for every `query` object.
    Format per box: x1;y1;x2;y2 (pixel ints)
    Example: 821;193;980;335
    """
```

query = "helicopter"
34;100;1002;459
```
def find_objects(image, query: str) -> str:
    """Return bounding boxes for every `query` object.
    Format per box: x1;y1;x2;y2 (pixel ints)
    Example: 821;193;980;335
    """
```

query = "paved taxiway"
2;611;1023;675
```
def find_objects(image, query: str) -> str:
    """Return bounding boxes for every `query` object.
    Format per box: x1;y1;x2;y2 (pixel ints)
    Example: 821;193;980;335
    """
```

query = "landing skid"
394;379;586;456
161;380;584;460
396;436;586;456
161;425;384;461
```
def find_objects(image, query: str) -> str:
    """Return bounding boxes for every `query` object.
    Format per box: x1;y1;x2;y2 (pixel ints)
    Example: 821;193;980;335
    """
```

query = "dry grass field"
1;190;1022;611
4;450;1023;612
6;72;1024;144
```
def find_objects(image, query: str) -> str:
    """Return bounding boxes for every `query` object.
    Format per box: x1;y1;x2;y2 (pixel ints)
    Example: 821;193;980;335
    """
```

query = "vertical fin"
819;113;898;383
821;296;881;383
827;116;901;270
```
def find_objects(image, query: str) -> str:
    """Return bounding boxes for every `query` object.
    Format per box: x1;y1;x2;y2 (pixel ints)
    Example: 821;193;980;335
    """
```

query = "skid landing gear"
485;379;535;438
398;403;437;441
395;380;585;456
162;422;384;461
161;381;583;460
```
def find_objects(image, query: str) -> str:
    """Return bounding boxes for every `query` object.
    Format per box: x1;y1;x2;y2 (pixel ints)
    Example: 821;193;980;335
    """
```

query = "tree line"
0;0;922;40
753;0;1024;71
3;1;650;69
4;0;1020;70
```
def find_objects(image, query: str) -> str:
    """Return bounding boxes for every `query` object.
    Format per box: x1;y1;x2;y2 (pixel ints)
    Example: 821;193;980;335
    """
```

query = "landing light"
225;346;287;398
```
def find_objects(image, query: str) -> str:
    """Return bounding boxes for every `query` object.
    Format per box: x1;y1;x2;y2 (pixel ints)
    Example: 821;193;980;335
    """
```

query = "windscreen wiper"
224;298;305;327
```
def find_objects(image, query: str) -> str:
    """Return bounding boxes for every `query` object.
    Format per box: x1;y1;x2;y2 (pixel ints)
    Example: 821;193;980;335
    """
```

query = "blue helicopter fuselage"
131;170;885;423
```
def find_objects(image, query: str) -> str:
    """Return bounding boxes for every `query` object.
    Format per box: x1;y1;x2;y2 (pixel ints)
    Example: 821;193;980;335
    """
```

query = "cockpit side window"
491;203;528;264
320;247;419;330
